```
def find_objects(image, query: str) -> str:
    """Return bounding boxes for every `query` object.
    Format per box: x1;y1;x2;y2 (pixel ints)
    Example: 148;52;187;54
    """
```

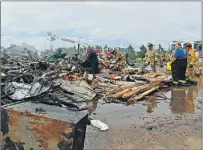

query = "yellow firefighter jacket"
145;49;155;64
187;48;196;65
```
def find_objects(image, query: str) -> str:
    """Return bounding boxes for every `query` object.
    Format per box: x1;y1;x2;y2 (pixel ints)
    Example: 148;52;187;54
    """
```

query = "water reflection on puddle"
87;76;202;119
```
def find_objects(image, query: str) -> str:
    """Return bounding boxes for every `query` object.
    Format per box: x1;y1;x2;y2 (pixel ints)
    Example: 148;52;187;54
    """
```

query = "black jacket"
83;49;99;74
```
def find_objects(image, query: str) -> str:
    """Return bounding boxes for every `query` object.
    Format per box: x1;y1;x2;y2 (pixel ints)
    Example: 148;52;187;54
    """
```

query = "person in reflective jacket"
171;43;187;85
140;43;156;73
184;42;198;78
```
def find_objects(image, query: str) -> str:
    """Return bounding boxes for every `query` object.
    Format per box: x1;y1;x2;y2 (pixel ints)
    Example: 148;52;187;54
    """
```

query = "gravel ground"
84;80;202;150
85;113;201;150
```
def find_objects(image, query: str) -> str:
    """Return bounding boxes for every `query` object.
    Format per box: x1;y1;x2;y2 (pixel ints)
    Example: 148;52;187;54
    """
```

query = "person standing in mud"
139;43;156;73
171;43;187;85
81;46;99;74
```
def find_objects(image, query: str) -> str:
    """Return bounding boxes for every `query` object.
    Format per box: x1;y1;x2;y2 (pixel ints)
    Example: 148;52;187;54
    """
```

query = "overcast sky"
1;2;201;50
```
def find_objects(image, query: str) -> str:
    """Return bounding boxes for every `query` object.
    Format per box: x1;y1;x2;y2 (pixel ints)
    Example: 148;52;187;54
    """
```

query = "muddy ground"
84;77;202;149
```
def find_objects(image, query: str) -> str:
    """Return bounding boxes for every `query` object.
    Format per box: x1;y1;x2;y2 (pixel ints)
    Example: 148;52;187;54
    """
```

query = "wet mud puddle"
88;79;202;125
84;77;202;149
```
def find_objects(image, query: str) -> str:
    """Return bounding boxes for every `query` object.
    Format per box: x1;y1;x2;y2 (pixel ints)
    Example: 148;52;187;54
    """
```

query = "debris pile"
93;72;172;102
1;48;173;108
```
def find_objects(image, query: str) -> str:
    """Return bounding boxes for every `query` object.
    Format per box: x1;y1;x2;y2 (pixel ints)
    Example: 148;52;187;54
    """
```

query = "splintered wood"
106;83;137;96
122;84;152;99
102;72;171;102
129;86;160;102
133;72;172;83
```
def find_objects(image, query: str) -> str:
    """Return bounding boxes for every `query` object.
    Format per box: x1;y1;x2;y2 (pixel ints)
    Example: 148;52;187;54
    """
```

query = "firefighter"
81;46;99;74
116;52;125;65
171;43;187;85
166;50;174;73
140;43;156;73
194;49;200;75
111;49;125;64
184;42;197;78
111;52;125;71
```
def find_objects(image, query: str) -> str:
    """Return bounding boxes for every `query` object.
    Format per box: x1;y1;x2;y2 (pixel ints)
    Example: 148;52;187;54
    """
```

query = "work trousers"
171;59;187;82
186;64;195;78
140;62;156;73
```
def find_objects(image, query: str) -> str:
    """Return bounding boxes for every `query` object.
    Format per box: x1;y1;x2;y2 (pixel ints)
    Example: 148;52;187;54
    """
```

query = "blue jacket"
173;48;187;59
89;49;96;55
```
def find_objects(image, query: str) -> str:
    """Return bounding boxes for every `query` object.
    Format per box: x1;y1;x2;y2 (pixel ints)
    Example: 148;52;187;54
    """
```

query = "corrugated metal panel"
1;102;88;150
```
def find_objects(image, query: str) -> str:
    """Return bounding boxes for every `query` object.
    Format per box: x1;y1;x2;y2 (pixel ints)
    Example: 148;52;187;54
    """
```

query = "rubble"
1;102;89;150
55;79;96;102
1;49;175;107
1;45;201;150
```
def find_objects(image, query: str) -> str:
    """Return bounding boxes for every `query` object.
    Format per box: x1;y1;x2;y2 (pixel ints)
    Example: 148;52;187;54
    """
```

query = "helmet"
184;42;192;47
147;43;153;47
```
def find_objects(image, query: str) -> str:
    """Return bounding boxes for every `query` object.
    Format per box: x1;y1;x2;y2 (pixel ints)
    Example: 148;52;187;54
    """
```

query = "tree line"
46;44;166;62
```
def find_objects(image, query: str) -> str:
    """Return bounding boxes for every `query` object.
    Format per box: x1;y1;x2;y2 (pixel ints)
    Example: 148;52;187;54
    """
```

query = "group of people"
82;43;200;85
171;42;200;85
83;43;160;75
81;46;128;74
139;42;201;85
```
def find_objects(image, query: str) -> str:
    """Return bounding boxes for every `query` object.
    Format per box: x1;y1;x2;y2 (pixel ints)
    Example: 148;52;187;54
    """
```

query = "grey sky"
1;2;201;50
